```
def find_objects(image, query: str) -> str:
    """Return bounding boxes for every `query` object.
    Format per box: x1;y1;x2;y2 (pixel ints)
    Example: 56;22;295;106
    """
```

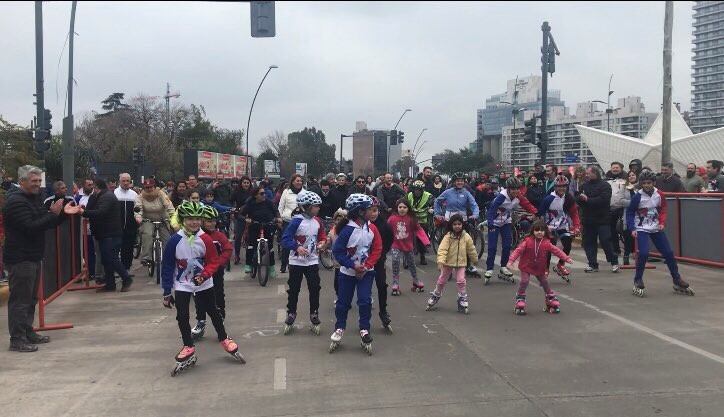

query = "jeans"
233;217;246;260
486;223;512;270
97;236;131;289
582;223;618;268
335;271;374;331
120;228;137;271
195;268;225;320
286;265;321;315
7;261;41;343
634;231;680;284
86;235;96;277
175;288;226;347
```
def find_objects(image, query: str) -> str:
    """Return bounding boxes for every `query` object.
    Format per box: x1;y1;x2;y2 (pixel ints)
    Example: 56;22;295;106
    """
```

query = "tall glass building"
690;1;724;133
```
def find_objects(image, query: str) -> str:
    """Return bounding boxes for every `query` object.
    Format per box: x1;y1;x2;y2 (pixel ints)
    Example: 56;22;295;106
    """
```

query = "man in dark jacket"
42;180;75;211
577;166;619;273
4;165;65;352
330;173;351;212
211;175;232;206
655;162;685;193
114;173;138;274
81;179;132;292
376;173;406;214
318;180;336;219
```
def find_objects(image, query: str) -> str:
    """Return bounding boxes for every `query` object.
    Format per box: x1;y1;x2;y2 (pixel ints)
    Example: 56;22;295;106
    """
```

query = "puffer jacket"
608;178;628;209
2;190;61;264
278;187;303;222
134;188;174;223
436;230;477;267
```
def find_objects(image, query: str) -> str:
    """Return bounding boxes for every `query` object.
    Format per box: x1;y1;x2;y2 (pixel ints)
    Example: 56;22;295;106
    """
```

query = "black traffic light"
43;108;52;131
398;130;405;144
33;129;51;154
523;117;537;144
389;130;398;146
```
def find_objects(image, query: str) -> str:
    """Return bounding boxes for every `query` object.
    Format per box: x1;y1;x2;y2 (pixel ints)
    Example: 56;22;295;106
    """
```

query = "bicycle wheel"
431;225;445;253
319;248;334;270
133;234;142;259
258;240;270;287
475;227;486;259
154;241;162;283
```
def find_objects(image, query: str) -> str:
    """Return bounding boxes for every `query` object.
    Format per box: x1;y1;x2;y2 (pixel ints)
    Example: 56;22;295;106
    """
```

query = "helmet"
297;190;322;207
412;180;425;190
201;205;219;220
177;201;204;220
451;172;464;181
490;178;499;184
638;170;657;183
554;175;570;187
505;177;523;189
345;193;373;213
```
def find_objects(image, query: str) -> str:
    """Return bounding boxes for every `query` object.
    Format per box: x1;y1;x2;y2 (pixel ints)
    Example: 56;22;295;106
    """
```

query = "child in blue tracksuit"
280;191;327;333
626;171;693;297
331;194;383;351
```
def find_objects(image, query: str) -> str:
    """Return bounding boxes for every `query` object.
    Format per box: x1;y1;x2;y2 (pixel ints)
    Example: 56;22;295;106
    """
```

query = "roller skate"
391;280;401;296
329;328;344;353
514;295;527;315
498;267;515;284
425;290;441;311
466;265;481;278
632;279;646;298
171;346;197;377
379;311;393;333
221;338;246;364
310;311;321;335
552;264;571;283
672;278;695;296
457;293;469;314
191;320;206;340
283;312;296;335
360;329;373;355
483;270;493;286
545;293;561;314
411;280;425;293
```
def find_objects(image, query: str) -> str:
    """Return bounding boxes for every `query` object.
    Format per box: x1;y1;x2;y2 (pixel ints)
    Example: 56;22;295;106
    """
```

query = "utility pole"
539;21;560;165
662;1;673;166
164;82;181;137
34;1;45;166
339;133;352;173
62;1;77;195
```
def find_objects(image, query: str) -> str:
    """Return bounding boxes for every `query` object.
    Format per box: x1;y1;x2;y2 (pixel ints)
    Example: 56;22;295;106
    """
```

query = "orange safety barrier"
34;216;101;332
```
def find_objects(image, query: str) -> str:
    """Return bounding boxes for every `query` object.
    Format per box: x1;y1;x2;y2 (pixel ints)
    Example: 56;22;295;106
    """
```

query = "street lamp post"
245;65;278;176
339;133;353;173
607;74;614;132
411;128;427;157
388;108;411;172
499;101;526;129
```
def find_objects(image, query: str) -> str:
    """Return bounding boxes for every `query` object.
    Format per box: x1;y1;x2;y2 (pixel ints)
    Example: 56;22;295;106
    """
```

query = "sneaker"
9;340;38;352
27;332;50;344
584;266;599;273
611;264;620;273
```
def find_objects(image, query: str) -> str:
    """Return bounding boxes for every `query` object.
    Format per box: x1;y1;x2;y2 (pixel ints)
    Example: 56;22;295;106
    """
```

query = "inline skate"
552;264;571;283
221;338;246;364
498;267;515;284
411;280;425;293
310;311;321;335
329;328;344;353
466;265;481;278
457;293;469;314
632;280;646;298
360;329;373;355
514;295;527;315
171;346;197;377
425;290;441;311
391;281;401;296
283;312;296;335
483;270;493;286
191;320;206;340
379;311;393;333
672;278;695;296
545;293;561;314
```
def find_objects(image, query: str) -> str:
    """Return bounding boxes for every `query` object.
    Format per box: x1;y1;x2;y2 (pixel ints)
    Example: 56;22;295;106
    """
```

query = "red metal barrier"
34;216;101;332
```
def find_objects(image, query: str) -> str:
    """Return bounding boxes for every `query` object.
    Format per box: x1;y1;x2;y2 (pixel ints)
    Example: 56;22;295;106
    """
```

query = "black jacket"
319;190;336;219
3;191;62;264
376;183;405;211
577;179;612;225
231;188;252;211
372;216;394;263
330;185;351;212
655;174;685;193
525;184;546;209
113;188;139;232
240;198;279;223
213;182;232;206
83;189;122;239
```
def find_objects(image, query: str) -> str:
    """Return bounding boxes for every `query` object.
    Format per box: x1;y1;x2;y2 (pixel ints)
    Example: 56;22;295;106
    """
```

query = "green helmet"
201;205;219;220
177;201;204;220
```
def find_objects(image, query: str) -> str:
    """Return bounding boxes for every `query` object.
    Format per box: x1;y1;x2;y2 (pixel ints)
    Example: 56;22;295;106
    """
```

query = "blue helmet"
297;190;322;207
345;193;373;213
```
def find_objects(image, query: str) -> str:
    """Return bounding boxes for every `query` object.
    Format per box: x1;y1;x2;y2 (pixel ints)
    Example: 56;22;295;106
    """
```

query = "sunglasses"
356;180;364;184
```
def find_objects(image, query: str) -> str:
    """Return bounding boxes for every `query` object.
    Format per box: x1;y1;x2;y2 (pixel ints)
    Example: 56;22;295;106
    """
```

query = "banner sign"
197;151;218;179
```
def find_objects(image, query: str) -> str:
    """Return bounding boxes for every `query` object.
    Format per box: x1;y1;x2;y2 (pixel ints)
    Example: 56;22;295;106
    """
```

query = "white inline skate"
329;328;344;353
498;267;515;284
483;270;493;286
283;312;296;335
360;329;373;355
672;278;695;296
191;320;206;340
632;280;646;298
310;311;321;335
425;290;441;311
457;293;469;314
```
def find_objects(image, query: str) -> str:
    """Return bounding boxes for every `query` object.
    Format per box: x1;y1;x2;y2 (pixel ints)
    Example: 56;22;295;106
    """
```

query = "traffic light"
33;129;51;154
132;147;144;164
523;117;537;144
389;130;398;146
250;1;275;38
398;130;405;144
43;108;52;131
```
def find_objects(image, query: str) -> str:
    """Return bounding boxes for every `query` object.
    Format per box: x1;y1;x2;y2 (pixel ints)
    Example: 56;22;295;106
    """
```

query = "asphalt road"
1;248;723;417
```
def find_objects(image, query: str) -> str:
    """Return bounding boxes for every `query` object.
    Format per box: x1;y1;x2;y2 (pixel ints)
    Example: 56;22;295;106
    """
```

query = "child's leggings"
435;266;467;294
391;248;418;282
517;271;552;296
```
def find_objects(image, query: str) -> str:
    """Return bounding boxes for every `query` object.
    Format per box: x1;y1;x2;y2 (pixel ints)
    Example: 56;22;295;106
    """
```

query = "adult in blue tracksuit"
434;172;480;274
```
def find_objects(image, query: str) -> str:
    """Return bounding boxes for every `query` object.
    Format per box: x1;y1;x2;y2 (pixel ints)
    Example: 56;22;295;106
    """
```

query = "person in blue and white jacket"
626;170;693;297
484;177;538;281
161;201;241;365
280;191;328;334
434;172;480;275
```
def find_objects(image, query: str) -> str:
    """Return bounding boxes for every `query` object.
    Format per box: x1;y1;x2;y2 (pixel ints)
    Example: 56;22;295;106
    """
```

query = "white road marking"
277;284;286;296
276;309;286;324
274;358;287;390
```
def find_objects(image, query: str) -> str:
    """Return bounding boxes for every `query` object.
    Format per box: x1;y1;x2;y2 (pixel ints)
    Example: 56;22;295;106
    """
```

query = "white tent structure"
576;106;724;173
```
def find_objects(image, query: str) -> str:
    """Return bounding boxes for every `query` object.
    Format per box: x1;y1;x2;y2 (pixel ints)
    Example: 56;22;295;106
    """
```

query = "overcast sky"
1;1;694;162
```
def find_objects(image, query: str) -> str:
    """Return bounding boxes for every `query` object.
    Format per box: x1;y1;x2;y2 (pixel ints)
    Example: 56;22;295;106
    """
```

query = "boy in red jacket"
192;206;234;339
507;220;573;315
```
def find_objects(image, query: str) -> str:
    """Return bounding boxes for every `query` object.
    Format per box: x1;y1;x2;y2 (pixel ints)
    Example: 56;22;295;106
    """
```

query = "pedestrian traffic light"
524;117;537;144
43;108;52;131
389;130;398;146
398;130;405;144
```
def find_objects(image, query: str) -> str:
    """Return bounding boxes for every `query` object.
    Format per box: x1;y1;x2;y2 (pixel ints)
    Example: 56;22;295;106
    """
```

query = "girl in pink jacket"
507;220;572;315
387;199;430;295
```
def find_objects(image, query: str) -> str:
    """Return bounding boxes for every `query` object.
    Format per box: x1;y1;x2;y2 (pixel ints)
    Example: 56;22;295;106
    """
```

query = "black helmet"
505;177;523;189
451;172;464;181
638;170;656;183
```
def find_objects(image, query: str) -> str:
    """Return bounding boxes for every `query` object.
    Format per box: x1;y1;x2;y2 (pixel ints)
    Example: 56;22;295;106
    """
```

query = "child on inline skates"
506;220;573;315
538;175;581;283
426;214;478;314
162;202;243;376
330;194;383;354
280;191;327;335
626;170;694;297
388;199;430;294
191;206;233;340
367;197;394;331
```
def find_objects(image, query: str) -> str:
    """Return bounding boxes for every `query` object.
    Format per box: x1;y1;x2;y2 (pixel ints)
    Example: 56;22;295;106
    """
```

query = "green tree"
286;127;337;177
255;149;278;178
433;148;495;175
0;116;42;178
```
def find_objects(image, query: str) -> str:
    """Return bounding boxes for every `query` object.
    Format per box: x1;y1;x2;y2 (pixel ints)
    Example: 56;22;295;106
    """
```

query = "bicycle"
217;210;235;272
142;219;167;283
243;219;277;287
510;212;535;249
133;233;142;259
319;216;335;270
